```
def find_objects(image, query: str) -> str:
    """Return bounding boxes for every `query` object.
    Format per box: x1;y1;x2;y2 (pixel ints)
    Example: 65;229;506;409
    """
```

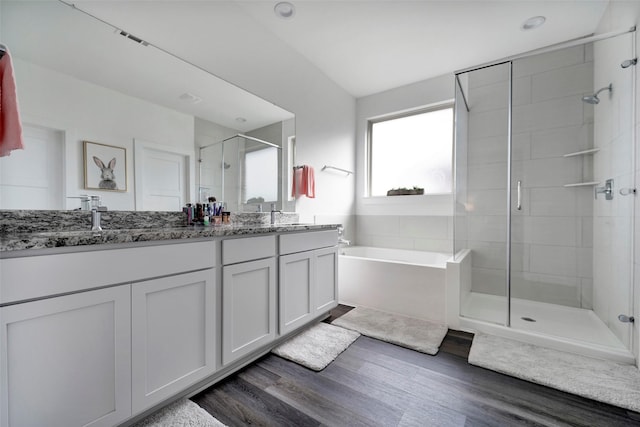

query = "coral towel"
0;49;24;157
292;165;316;198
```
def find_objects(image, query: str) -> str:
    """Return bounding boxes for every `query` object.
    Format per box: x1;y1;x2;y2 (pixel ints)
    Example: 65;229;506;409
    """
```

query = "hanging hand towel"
291;165;315;198
302;165;315;198
0;48;25;157
292;167;302;198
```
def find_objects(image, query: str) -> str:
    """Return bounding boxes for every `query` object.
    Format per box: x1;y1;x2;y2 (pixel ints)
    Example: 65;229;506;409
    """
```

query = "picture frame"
83;140;127;192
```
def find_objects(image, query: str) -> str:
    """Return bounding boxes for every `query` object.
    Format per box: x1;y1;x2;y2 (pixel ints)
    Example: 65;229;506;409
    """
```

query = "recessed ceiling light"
522;16;546;30
274;2;295;19
235;117;247;123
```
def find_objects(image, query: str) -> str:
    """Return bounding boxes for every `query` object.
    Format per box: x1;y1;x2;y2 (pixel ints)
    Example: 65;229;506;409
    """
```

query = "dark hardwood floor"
192;306;640;426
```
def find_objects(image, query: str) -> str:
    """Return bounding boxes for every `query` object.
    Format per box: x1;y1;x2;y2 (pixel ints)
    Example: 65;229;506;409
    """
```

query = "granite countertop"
1;223;338;253
0;209;342;254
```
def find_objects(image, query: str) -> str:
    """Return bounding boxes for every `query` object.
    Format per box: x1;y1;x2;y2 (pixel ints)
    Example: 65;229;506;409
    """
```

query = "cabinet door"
279;251;314;335
0;286;131;427
131;269;216;413
222;258;276;365
314;247;339;314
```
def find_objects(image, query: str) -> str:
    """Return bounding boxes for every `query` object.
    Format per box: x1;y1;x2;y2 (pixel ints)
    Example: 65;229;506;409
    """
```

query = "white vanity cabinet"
0;240;215;427
279;230;339;335
131;268;216;413
0;226;339;426
0;285;132;427
221;235;277;365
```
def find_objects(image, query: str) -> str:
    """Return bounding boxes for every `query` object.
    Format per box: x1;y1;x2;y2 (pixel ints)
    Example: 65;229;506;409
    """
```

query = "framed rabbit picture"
83;141;127;192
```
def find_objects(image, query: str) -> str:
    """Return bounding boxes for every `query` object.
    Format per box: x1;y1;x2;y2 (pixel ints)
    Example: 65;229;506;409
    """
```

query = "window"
243;146;278;203
368;104;453;196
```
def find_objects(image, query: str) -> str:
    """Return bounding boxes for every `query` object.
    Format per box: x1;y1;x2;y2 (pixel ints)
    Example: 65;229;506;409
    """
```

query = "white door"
279;251;314;335
222;258;276;365
0;286;132;427
131;269;216;413
0;124;63;209
314;247;339;314
135;141;189;211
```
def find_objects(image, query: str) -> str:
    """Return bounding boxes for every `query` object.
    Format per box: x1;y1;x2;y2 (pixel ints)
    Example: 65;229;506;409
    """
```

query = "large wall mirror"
0;0;295;212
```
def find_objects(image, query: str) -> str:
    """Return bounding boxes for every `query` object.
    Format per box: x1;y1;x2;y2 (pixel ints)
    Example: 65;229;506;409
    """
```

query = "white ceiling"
236;0;610;97
4;0;612;111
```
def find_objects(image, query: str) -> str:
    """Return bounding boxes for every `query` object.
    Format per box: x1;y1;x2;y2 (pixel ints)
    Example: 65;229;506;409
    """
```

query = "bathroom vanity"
0;218;339;427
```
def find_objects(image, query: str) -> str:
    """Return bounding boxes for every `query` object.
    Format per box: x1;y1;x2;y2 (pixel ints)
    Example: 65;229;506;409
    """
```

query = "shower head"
582;84;612;105
582;94;601;104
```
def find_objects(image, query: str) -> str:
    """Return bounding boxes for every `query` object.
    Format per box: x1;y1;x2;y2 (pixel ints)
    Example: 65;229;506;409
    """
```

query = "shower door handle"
516;180;522;210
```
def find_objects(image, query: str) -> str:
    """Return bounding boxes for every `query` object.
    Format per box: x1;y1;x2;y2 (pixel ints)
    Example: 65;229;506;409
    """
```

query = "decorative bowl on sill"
387;187;424;196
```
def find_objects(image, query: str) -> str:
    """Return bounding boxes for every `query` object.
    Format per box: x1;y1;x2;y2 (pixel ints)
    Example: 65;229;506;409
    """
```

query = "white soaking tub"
338;246;451;323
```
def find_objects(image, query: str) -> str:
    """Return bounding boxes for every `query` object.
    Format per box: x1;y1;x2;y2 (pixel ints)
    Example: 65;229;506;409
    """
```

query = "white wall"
354;74;455;251
596;0;640;367
15;58;195;211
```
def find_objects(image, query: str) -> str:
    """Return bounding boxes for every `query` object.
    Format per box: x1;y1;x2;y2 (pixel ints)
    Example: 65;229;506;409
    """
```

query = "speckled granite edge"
0;210;338;254
0;210;186;234
0;210;300;234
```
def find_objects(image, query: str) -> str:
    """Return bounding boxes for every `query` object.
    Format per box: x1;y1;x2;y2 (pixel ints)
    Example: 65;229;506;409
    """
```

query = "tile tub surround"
0;210;316;252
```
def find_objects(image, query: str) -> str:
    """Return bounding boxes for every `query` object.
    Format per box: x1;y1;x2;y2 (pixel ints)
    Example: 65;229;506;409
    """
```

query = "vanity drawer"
279;230;338;255
222;235;276;265
0;241;215;304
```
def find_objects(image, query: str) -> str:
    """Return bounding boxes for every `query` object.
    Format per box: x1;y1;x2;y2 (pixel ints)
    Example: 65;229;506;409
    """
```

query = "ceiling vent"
115;30;149;46
179;92;203;104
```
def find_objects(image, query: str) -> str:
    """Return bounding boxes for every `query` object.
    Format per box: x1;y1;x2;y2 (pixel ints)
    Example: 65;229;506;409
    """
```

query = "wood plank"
190;306;640;426
192;376;319;427
260;355;404;426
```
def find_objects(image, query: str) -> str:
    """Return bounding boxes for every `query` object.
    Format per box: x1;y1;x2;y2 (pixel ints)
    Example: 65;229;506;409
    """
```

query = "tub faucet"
337;225;350;245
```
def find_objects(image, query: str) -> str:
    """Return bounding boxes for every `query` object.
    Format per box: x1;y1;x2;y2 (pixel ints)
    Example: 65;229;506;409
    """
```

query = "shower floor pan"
460;292;633;363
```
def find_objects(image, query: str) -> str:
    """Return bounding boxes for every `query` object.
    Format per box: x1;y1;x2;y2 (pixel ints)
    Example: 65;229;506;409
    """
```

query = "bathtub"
338;246;451;323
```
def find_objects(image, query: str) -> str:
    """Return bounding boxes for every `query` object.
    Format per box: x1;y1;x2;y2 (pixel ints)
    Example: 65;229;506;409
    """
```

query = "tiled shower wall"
463;44;595;308
592;33;635;347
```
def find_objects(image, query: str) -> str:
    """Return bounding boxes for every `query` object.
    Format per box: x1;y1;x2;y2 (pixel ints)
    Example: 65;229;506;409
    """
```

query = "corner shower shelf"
563;148;600;157
563;181;600;188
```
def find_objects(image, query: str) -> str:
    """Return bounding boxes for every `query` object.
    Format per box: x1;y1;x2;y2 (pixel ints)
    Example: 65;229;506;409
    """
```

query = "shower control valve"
594;178;614;200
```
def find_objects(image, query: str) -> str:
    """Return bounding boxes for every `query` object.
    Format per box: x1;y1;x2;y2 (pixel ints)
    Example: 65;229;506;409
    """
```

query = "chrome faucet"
270;203;282;225
91;206;108;232
338;237;351;246
337;225;351;246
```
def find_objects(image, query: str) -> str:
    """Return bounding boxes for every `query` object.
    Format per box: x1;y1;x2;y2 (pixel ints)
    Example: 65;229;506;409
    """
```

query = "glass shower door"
509;35;634;351
455;62;512;325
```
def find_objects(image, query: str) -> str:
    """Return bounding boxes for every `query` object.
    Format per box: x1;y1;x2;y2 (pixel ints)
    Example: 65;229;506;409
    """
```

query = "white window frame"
366;102;454;199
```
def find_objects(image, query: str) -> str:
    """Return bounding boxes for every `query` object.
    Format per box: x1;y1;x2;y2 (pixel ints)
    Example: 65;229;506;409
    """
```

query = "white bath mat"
272;322;360;371
133;398;226;427
469;333;640;413
331;306;448;355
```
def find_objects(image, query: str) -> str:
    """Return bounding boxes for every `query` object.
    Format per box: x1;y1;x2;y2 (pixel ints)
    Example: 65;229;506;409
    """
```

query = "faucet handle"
90;195;102;209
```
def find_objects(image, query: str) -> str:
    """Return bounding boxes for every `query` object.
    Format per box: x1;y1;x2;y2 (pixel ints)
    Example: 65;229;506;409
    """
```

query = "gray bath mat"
272;322;360;371
133;398;226;427
331;306;448;355
468;333;640;413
